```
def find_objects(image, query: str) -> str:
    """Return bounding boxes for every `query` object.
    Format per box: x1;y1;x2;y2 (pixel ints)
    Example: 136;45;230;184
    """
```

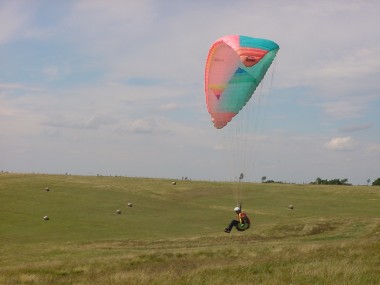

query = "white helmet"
234;206;241;212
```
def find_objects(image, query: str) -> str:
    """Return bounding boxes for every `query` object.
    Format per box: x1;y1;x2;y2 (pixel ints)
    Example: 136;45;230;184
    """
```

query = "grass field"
1;173;379;284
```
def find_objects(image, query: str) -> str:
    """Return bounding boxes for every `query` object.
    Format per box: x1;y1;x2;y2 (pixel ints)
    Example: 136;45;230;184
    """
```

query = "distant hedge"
372;178;380;186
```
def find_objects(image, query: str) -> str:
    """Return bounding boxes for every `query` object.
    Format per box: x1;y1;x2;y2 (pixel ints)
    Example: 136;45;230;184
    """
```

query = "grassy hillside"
1;173;379;284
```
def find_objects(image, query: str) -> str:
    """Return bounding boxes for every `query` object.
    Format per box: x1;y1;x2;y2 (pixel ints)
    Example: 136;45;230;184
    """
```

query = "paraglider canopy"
204;35;279;129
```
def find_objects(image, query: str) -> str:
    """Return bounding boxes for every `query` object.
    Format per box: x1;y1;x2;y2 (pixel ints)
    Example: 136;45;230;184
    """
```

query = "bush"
312;178;351;185
372;178;380;186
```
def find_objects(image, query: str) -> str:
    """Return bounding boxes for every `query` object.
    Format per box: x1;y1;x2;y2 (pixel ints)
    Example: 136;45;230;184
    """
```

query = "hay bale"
127;203;133;207
171;181;176;185
45;187;50;192
43;216;49;220
116;209;121;214
288;204;294;210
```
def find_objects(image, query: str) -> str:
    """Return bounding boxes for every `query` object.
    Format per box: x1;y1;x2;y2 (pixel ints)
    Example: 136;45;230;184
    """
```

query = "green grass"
1;173;379;284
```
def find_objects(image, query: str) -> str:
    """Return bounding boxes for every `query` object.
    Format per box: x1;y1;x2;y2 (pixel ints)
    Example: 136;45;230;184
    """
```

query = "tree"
312;178;351;185
261;176;267;183
372;178;380;186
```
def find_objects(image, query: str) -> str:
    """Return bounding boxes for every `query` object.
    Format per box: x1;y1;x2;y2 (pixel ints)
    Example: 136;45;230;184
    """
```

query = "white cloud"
156;103;179;112
213;144;224;151
321;97;371;119
65;1;155;55
42;66;60;79
0;82;42;92
325;137;354;151
0;101;16;117
0;2;30;44
339;124;372;133
44;114;115;130
367;144;380;154
309;48;380;80
125;119;155;134
118;117;175;135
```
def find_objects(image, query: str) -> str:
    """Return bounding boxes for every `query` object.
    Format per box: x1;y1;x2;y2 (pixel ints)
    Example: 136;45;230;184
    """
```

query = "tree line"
312;178;351;185
261;176;380;186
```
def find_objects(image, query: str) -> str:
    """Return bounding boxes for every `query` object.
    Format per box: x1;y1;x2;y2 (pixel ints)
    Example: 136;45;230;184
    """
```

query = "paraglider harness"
234;202;251;231
236;211;251;231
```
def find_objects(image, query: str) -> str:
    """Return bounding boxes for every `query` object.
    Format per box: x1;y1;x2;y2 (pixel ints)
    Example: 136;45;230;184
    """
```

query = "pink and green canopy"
205;35;279;129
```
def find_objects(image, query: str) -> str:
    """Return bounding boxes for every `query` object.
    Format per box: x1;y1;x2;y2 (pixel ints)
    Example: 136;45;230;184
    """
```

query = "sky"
1;0;379;185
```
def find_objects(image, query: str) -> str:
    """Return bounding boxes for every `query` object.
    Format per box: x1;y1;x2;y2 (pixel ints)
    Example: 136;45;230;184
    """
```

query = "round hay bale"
116;209;121;214
171;181;176;185
43;216;49;220
288;204;294;210
127;203;133;207
45;187;50;192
